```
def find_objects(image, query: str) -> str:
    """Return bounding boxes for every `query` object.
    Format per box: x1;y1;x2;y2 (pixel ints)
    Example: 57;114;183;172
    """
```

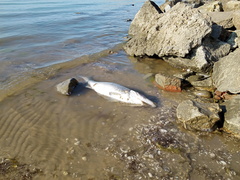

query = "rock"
223;95;240;137
176;100;221;131
213;90;237;101
211;24;223;39
233;11;240;30
207;12;233;29
159;0;180;12
154;73;182;92
128;0;162;36
193;90;212;98
212;48;240;93
165;38;230;72
198;1;223;12
56;78;79;95
190;77;213;87
201;38;231;61
226;30;240;49
224;1;240;11
124;2;212;58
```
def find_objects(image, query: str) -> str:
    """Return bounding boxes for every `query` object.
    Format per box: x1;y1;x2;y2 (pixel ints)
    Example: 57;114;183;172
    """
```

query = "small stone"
209;153;216;159
63;171;68;176
82;156;87;161
193;90;212;98
56;78;79;95
148;172;153;178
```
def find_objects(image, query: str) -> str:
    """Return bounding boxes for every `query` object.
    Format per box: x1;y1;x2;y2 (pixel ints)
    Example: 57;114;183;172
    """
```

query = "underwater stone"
176;100;221;131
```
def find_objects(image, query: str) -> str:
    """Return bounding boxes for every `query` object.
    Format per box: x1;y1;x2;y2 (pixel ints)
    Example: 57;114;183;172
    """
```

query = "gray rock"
207;12;233;29
193;90;212;98
211;24;223;39
201;38;231;61
176;100;221;131
212;48;240;93
56;78;79;95
128;0;162;36
198;1;223;12
223;95;240;137
233;11;240;30
227;31;239;49
224;1;240;11
165;38;230;72
159;0;180;12
190;77;213;87
124;2;212;58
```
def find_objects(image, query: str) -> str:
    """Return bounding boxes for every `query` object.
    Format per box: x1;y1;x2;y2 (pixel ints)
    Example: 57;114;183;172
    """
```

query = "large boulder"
129;0;162;36
212;48;240;93
223;95;240;138
163;37;230;72
124;2;212;58
176;100;221;131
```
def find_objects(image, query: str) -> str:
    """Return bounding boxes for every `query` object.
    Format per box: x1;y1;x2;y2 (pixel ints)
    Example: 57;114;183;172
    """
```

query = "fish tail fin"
78;75;92;88
131;90;156;108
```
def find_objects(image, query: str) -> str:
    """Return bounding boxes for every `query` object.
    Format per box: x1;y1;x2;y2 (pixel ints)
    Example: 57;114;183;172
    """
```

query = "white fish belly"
89;82;141;104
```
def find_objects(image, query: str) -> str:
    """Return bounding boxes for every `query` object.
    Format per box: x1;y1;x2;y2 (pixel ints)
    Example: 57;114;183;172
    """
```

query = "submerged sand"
0;50;239;179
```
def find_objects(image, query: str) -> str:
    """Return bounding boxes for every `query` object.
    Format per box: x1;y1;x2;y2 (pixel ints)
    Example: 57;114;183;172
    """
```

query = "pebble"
82;156;87;161
62;171;68;176
193;90;212;98
209;153;216;159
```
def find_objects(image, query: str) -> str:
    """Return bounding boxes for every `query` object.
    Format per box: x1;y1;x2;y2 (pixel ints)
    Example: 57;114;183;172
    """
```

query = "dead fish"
79;76;156;107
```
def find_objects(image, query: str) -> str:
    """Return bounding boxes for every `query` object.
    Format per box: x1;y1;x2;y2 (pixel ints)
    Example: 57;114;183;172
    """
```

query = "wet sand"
0;50;239;179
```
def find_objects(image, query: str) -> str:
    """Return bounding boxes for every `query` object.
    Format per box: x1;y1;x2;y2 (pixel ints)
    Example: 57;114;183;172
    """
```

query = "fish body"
80;76;156;107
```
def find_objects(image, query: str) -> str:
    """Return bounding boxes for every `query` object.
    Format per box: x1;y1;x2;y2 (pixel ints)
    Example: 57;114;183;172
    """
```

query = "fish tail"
131;90;156;108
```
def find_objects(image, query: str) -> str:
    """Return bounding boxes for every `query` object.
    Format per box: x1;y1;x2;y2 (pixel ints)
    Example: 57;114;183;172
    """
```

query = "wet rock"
207;12;233;29
212;48;240;93
223;95;240;137
193;90;212;98
124;2;212;58
56;78;79;95
213;90;236;101
154;73;182;92
189;77;213;87
176;100;221;131
233;11;240;30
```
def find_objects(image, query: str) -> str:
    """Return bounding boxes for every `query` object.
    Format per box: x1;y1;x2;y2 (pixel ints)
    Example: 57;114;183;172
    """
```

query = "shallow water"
0;0;240;179
0;51;239;179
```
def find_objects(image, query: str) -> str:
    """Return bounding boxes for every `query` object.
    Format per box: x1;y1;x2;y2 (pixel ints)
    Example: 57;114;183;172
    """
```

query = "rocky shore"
124;0;240;137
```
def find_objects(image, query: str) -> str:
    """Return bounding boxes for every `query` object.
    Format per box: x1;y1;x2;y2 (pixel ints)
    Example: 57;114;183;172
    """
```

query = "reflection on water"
0;51;239;179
